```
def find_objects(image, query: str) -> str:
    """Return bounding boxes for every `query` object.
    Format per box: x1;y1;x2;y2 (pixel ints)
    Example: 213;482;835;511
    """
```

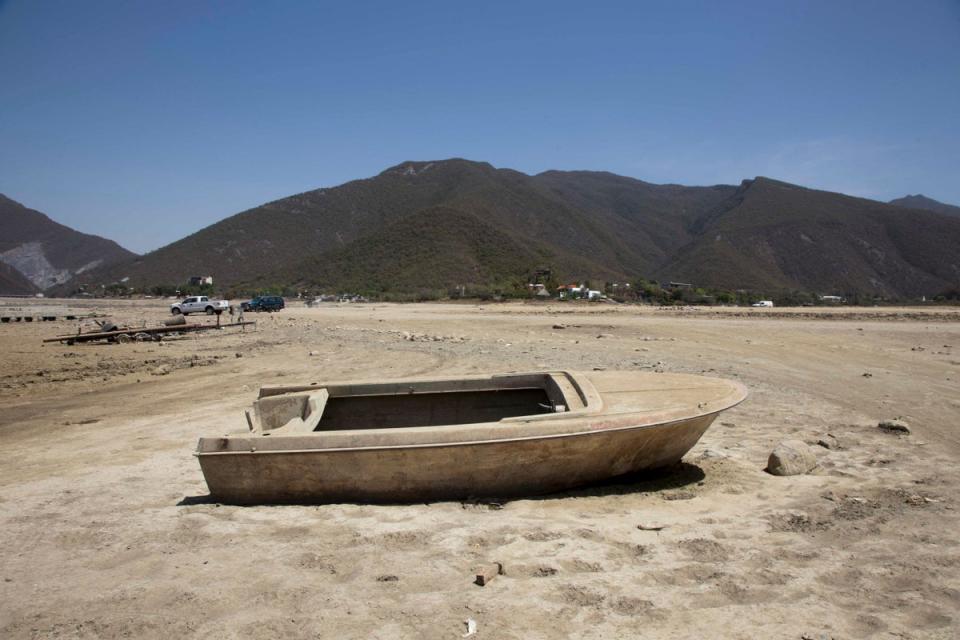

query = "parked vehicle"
170;296;230;315
751;300;774;308
241;295;285;312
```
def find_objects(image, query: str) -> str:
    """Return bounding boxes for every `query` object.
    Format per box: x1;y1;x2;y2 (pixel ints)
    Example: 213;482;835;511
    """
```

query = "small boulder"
308;350;320;356
816;434;840;450
878;419;910;434
766;439;817;476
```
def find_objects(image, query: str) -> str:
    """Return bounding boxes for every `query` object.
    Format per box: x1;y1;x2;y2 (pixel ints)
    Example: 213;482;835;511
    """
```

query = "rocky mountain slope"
0;261;39;295
0;194;136;291
661;178;960;295
889;194;960;218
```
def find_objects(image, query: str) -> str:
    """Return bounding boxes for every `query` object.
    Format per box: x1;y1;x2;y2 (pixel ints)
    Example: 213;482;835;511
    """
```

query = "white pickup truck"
170;296;230;316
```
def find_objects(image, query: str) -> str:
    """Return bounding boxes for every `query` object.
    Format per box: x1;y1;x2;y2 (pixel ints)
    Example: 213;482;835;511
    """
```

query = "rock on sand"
766;439;818;476
816;434;840;450
878;419;911;434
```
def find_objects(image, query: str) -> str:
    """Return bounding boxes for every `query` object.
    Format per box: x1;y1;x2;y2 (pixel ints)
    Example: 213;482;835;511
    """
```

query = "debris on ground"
816;434;840;449
878;419;911;434
474;562;503;586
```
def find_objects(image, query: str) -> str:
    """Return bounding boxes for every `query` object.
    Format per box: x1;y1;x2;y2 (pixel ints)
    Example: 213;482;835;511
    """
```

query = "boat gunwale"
196;375;748;457
195;411;727;457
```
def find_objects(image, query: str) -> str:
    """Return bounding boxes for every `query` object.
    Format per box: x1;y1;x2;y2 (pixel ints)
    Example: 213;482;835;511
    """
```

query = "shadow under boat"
178;461;707;508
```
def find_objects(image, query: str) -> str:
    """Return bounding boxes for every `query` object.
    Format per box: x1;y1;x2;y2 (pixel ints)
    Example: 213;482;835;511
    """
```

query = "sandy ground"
1;298;959;639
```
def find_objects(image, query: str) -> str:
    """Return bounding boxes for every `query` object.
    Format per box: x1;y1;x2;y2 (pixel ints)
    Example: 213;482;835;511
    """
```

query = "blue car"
241;295;285;312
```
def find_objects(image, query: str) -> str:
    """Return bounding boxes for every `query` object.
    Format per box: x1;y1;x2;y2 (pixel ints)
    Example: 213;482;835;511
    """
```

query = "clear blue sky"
2;0;958;254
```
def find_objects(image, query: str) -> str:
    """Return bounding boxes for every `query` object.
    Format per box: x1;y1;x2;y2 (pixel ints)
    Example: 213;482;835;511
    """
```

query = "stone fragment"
878;419;910;434
816;434;840;449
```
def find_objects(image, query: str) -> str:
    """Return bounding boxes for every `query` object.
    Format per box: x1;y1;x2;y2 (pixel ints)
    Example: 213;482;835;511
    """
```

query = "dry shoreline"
1;299;958;638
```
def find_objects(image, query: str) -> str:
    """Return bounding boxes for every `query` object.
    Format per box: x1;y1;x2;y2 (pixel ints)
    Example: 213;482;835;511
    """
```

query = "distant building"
527;283;551;298
557;283;588;299
189;275;213;286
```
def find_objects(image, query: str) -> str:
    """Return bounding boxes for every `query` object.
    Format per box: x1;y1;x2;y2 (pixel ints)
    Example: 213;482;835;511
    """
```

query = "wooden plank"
474;562;503;586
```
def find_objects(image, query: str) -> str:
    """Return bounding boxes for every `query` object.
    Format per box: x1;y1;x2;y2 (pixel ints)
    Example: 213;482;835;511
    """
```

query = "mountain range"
888;194;960;218
0;194;135;294
4;160;960;298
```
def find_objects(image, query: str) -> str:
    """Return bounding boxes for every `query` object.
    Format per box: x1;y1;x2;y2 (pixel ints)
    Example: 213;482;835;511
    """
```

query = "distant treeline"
95;277;960;306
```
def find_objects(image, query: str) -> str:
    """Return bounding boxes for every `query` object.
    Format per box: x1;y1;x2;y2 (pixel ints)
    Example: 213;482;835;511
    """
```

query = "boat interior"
245;372;588;435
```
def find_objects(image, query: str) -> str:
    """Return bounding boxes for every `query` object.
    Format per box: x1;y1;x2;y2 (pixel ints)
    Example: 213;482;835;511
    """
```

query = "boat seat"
547;374;586;411
246;389;329;435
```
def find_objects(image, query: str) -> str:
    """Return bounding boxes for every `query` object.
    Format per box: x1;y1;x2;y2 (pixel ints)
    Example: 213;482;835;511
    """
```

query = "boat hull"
198;412;717;504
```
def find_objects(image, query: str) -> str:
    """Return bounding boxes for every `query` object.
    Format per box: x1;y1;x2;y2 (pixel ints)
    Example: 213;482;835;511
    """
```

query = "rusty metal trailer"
43;321;256;345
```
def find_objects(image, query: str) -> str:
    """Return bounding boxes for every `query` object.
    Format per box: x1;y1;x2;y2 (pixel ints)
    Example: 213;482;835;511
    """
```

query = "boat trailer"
43;320;256;345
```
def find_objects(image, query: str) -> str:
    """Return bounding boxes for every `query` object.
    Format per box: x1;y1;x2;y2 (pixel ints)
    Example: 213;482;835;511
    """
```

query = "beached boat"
195;371;747;504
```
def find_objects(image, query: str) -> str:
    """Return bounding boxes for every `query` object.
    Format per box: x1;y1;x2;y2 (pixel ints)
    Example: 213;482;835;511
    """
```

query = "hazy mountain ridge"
889;194;960;218
0;194;136;291
49;160;960;297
